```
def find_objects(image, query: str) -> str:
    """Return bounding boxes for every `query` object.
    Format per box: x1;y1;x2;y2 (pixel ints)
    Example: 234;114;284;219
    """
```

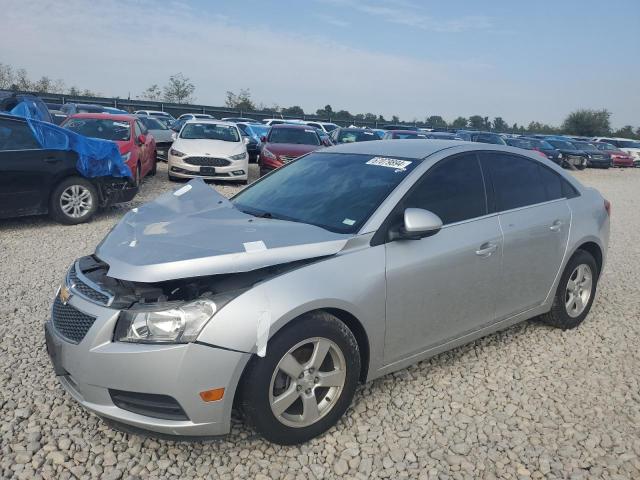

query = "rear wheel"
49;177;98;225
539;250;598;329
149;156;157;176
240;311;361;445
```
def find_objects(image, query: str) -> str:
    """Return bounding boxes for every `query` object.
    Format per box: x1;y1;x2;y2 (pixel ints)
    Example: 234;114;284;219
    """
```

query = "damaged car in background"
46;140;609;444
0;113;136;224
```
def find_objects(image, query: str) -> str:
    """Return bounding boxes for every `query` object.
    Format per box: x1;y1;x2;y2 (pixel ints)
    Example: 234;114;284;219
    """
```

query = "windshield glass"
250;125;270;138
180;123;240;142
76;105;106;113
596;143;616;151
574;142;599;152
150;112;171;118
618;140;640;148
323;124;338;132
233;152;418;233
138;116;167;130
336;130;379;143
472;133;506;145
64;118;131;141
392;132;428;139
507;138;533;149
268;128;320;145
547;140;577;150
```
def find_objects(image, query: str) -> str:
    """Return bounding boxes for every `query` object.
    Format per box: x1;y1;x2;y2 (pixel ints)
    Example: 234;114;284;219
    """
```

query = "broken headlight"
114;291;244;344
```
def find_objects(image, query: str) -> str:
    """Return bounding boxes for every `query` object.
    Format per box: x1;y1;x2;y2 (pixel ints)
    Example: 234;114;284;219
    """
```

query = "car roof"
68;113;135;121
270;124;316;130
184;119;236;126
326;139;470;159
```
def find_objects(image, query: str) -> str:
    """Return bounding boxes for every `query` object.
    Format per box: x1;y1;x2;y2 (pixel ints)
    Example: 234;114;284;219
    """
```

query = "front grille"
68;265;110;305
52;297;97;344
184;157;230;167
109;389;189;421
156;141;172;149
279;155;297;164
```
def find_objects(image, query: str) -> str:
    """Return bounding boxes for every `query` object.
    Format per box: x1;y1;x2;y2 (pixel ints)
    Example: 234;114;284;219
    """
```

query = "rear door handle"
475;242;498;257
549;220;563;232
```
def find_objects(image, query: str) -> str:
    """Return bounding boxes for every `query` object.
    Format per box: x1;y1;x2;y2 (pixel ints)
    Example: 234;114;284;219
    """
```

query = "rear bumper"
44;293;251;436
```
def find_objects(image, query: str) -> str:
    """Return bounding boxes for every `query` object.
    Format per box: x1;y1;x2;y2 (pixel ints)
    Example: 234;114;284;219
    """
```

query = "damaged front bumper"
45;290;250;436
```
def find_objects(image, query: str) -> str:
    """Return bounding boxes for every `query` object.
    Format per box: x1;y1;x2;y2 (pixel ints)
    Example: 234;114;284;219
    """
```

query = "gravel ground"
1;164;639;480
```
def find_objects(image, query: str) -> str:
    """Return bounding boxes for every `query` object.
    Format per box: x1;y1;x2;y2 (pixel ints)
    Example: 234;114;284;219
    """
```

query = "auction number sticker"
366;157;412;171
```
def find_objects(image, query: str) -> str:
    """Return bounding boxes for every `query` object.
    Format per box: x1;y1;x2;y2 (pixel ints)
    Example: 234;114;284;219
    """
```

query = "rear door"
480;152;572;319
0;117;66;217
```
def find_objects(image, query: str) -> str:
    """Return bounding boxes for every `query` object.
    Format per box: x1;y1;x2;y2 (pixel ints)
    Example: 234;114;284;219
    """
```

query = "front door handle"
475;242;498;257
549;220;563;232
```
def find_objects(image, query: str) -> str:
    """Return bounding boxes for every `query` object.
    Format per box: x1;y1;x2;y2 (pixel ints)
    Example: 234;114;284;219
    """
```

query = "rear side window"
403;153;487;224
0;119;41;150
481;153;546;210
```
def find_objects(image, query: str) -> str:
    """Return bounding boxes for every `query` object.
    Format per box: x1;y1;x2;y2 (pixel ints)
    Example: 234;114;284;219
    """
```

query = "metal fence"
28;91;411;129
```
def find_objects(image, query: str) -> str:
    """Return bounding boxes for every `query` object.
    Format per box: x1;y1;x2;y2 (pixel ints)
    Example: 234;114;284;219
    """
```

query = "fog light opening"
232;170;245;175
199;388;225;402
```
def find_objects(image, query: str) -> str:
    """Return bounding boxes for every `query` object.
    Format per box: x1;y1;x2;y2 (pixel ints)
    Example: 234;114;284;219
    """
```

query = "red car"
62;113;157;184
259;124;328;176
595;142;634;167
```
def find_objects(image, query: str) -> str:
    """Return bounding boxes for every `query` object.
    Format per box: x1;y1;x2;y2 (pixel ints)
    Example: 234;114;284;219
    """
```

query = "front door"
384;153;502;364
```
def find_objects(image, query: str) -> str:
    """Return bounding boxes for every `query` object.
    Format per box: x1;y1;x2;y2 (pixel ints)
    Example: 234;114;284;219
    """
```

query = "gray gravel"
1;164;640;479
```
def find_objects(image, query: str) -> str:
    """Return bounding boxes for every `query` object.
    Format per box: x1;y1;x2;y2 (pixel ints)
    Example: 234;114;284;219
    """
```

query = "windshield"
618;140;640;148
336;129;379;143
596;142;616;151
76;105;106;113
472;133;506;145
574;142;599;152
392;132;428;139
250;125;270;137
64;118;131;141
507;138;533;149
233;152;418;233
180;123;240;142
323;124;338;132
268;128;320;145
547;140;577;150
138;116;167;130
150;112;171;118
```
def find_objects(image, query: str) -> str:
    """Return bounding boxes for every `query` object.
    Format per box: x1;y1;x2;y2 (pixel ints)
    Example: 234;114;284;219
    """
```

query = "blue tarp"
8;105;131;179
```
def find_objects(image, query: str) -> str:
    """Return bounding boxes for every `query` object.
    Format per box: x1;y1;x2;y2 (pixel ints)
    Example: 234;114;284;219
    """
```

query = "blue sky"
2;0;639;127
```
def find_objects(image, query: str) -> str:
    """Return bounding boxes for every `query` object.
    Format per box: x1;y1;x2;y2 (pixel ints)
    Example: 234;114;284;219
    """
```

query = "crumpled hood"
172;138;245;157
96;179;351;282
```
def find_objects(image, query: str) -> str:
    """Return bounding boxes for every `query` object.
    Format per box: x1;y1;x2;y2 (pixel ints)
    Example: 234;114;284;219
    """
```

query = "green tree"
163;73;195;104
225;88;255;111
335;110;353;120
451;117;468;128
612;125;636;139
493;117;508;132
0;63;14;89
363;113;377;122
281;105;305;116
426;115;447;129
561;109;611;136
527;121;558;135
13;68;32;91
391;115;400;123
141;84;162;101
468;115;484;130
68;86;80;96
316;105;334;117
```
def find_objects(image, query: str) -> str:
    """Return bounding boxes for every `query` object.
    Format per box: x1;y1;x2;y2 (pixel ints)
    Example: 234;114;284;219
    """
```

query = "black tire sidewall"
553;250;599;328
241;312;361;445
49;177;98;225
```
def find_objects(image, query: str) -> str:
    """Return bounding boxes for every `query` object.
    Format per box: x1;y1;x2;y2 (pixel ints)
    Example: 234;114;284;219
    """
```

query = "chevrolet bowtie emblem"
59;285;72;305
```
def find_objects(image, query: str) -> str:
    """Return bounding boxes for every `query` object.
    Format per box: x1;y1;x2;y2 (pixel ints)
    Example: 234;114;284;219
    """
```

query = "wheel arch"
575;241;603;277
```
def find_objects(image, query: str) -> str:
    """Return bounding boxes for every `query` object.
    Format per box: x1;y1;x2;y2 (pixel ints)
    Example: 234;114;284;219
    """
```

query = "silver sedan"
46;140;610;444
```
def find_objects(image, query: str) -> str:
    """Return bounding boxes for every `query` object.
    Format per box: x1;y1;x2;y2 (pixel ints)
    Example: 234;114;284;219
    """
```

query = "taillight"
604;199;611;216
533;149;547;158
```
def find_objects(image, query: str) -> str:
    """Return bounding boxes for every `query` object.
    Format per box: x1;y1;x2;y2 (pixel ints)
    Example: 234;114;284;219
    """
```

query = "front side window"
268;128;320;146
403;154;487;224
180;123;240;142
233;152;419;233
0;119;41;150
63;118;131;141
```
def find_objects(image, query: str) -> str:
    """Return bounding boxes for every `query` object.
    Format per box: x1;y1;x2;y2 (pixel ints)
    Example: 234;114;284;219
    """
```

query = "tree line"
2;63;637;138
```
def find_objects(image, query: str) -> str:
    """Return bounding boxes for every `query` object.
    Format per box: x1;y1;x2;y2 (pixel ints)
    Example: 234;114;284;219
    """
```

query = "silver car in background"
45;140;610;444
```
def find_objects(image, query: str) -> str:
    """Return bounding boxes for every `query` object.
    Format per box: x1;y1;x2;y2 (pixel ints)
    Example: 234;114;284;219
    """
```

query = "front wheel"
49;177;98;225
240;312;361;445
539;250;598;329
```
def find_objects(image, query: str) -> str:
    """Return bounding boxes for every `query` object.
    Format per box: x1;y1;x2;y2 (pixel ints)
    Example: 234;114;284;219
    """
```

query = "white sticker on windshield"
364;131;374;135
366;157;412;171
173;184;192;196
342;218;356;226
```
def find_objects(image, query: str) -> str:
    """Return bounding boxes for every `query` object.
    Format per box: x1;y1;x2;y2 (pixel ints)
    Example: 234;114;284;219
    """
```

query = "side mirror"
322;138;332;146
260;136;267;143
243;136;250;145
390;208;442;241
171;132;177;141
137;134;146;144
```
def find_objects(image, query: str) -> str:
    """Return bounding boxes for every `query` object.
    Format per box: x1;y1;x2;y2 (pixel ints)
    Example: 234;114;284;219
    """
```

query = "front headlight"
230;152;247;161
557;153;563;159
262;148;276;160
170;148;185;157
121;152;131;162
114;290;244;344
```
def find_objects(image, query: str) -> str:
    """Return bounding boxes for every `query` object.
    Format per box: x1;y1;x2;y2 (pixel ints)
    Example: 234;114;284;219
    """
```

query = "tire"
49;176;99;225
149;156;157;176
240;311;361;445
168;173;178;182
539;250;599;329
135;163;142;186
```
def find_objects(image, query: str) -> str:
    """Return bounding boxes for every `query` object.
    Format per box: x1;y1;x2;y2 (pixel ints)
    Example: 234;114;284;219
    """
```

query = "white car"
168;120;249;183
133;110;176;122
593;137;640;166
177;113;216;121
262;118;305;126
304;121;339;133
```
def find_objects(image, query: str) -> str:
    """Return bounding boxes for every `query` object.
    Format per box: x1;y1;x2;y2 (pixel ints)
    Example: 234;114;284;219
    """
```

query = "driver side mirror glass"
390;208;443;241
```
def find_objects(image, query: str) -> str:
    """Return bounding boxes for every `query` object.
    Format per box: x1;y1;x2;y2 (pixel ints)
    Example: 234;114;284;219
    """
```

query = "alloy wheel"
269;337;346;428
59;185;93;219
565;264;593;318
